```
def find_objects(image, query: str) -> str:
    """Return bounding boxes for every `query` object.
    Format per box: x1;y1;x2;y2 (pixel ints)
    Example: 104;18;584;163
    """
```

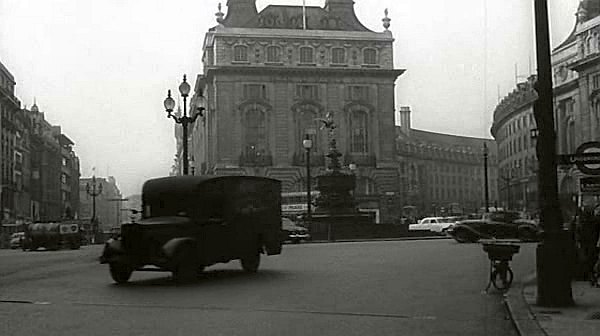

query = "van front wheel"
240;252;260;273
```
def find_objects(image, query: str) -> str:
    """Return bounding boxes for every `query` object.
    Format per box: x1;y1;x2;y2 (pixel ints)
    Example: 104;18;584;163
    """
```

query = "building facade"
396;107;499;217
186;0;404;223
0;61;21;223
491;0;600;217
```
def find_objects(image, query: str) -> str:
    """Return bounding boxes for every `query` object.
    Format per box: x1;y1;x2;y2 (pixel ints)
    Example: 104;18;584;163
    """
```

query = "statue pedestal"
309;212;375;241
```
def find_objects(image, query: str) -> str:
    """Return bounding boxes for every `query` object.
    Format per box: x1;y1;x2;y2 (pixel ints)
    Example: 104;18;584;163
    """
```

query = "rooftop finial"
382;8;391;31
216;2;225;23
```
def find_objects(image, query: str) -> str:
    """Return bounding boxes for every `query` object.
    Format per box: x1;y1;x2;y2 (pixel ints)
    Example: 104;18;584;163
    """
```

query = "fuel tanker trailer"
22;222;81;251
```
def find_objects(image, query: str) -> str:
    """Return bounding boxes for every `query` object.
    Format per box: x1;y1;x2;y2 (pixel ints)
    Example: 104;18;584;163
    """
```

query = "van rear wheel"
240;252;260;273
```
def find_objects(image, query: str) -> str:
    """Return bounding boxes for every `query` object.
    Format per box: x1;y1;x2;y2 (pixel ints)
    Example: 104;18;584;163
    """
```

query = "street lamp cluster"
163;75;205;175
85;175;102;243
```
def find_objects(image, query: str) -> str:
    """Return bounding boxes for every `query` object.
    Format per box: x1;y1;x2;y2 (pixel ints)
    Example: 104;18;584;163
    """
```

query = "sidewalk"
506;275;600;336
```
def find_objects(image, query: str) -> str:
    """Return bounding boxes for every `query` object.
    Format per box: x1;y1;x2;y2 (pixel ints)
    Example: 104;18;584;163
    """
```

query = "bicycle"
482;242;520;293
489;259;514;291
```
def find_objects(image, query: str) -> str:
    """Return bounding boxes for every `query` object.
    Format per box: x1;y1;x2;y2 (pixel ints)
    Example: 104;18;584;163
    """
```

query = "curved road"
0;239;534;335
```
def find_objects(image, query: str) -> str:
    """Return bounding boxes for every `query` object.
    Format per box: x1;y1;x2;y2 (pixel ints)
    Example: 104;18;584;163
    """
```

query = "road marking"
71;301;436;320
0;300;51;305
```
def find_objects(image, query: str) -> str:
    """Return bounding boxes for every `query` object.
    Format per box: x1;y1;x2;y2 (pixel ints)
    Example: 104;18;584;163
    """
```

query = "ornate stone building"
491;0;600;215
397;107;498;216
188;0;404;222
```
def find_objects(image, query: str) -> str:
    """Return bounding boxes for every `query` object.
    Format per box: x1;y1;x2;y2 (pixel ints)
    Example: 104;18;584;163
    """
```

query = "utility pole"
533;0;573;306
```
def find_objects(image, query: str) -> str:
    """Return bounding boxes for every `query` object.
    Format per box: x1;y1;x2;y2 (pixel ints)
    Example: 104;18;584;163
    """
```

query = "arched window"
243;107;267;155
350;110;368;153
566;117;576;153
299;46;315;64
233;45;248;62
266;45;281;63
362;48;377;65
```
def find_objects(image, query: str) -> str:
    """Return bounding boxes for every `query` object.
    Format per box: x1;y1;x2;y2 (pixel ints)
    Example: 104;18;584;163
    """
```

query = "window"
593;73;600;90
243;84;267;100
346;86;370;101
331;48;346;64
61;173;67;184
350;110;368;153
296;85;319;100
233;45;248;62
266;46;281;63
363;48;377;65
62;157;68;166
299;47;314;64
244;108;267;156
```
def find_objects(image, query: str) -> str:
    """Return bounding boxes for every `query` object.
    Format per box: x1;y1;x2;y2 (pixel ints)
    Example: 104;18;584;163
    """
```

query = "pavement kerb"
505;273;547;336
297;236;453;244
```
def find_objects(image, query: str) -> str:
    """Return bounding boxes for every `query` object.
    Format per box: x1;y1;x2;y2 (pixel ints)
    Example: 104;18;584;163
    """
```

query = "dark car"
281;218;310;243
100;175;283;284
447;211;539;243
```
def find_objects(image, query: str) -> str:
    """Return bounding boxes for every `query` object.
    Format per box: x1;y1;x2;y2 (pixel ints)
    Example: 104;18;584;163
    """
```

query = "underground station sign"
558;141;600;175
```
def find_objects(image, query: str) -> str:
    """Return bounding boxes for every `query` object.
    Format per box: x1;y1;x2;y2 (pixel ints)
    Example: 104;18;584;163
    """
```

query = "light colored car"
409;217;455;233
281;218;310;243
9;232;25;249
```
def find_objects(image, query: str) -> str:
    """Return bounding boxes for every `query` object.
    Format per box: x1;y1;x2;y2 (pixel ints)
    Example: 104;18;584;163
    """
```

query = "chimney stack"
399;106;411;135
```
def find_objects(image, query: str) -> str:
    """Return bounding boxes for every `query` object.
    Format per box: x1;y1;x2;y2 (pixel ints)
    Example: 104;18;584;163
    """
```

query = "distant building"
396;107;498;216
188;0;405;223
23;104;81;221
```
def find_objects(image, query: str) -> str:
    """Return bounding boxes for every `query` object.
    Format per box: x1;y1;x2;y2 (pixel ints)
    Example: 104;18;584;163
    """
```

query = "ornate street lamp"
302;134;313;225
164;74;205;175
86;175;102;243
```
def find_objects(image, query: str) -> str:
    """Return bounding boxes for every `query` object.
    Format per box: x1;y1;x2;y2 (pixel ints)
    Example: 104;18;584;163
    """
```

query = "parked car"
9;232;25;249
100;175;283;284
281;218;310;243
409;217;454;233
447;211;540;243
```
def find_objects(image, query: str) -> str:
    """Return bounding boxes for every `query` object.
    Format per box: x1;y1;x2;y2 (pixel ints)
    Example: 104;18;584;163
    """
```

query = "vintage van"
100;175;282;284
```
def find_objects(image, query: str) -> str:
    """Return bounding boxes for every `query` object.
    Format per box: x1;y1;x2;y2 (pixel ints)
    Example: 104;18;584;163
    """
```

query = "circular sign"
575;141;600;175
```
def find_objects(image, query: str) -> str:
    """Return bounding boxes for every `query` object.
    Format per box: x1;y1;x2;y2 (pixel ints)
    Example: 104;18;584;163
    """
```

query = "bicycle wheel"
491;267;514;290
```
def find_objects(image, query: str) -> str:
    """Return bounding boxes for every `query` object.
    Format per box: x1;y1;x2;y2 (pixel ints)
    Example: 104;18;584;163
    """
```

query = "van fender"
100;239;125;264
161;238;197;259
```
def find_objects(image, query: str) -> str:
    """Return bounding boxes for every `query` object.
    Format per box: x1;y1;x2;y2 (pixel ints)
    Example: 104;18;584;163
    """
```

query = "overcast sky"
0;0;580;196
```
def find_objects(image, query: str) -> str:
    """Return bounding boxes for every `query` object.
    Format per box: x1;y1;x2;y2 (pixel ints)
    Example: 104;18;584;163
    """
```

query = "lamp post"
533;0;573;306
302;134;313;226
86;175;102;243
483;143;489;212
164;74;205;175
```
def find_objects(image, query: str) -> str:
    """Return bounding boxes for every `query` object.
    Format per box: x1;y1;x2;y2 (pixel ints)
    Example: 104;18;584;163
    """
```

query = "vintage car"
408;217;455;233
9;232;25;249
281;218;310;243
100;175;283;284
447;211;540;243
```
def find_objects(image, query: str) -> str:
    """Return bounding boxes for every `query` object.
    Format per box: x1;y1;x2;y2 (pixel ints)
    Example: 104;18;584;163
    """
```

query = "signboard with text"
558;141;600;175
